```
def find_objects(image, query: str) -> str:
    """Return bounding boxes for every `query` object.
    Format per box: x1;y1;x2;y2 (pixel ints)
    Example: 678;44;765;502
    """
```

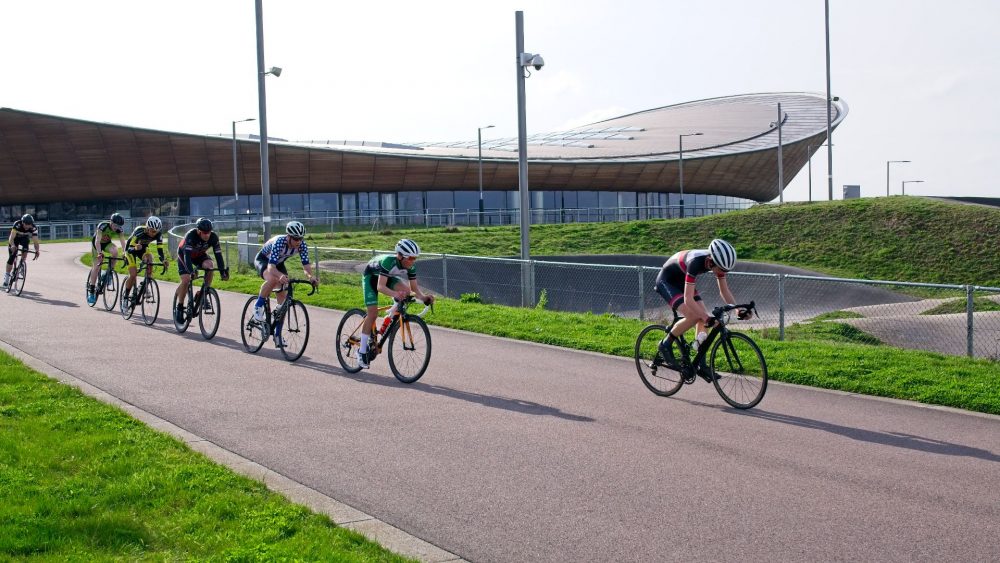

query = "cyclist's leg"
175;258;192;308
88;240;105;287
201;258;215;288
124;252;139;295
358;274;387;359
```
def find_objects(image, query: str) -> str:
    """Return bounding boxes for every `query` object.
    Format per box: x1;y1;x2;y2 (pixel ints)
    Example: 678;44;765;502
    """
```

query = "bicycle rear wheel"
387;314;431;384
335;308;367;373
141;279;160;326
101;270;119;311
710;331;768;409
634;324;685;397
278;300;310;362
240;297;269;353
198;287;221;340
12;262;26;296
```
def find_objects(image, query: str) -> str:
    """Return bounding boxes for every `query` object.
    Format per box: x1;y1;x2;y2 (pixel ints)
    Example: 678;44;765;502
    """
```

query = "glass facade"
3;189;753;225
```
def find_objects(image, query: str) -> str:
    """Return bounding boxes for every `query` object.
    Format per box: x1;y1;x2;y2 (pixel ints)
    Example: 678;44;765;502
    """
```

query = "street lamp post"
678;132;703;218
807;142;831;203
232;117;255;214
901;180;923;196
254;0;281;239
886;160;910;197
477;124;494;227
825;0;834;201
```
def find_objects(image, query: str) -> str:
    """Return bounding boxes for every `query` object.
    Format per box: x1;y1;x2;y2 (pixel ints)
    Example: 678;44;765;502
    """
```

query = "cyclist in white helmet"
251;220;319;345
654;239;749;378
356;238;435;369
122;216;169;308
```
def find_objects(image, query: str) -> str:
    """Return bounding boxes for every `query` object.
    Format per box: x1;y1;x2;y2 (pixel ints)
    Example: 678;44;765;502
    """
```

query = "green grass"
83;251;1000;415
921;297;1000;315
0;350;413;561
303;197;1000;286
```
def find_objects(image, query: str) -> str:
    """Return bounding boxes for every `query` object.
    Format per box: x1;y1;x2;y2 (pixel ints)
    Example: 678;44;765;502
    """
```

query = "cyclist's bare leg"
175;274;191;308
202;259;215;288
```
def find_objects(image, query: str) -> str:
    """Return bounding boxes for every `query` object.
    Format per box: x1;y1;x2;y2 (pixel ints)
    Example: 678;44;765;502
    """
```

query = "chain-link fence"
167;222;1000;361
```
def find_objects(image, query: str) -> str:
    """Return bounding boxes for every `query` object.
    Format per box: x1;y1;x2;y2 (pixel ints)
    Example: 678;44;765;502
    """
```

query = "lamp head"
267;66;282;77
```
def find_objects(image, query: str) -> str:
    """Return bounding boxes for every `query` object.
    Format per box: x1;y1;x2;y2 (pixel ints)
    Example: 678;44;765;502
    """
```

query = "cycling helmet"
146;216;162;231
709;238;737;272
286;220;306;238
20;214;34;225
395;238;420;258
196;217;213;232
111;213;125;226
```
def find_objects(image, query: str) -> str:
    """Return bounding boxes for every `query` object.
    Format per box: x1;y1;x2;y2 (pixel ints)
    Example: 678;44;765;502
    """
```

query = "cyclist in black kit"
5;214;40;288
655;239;749;374
173;218;228;324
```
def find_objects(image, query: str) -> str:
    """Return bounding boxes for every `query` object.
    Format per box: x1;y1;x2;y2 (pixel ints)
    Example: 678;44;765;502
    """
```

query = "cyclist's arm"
377;274;406;299
31;231;40;254
7;229;15;247
717;276;736;306
409;278;434;304
298;244;318;282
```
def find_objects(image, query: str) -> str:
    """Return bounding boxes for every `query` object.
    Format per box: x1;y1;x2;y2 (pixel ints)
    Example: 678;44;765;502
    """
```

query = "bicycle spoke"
710;332;768;409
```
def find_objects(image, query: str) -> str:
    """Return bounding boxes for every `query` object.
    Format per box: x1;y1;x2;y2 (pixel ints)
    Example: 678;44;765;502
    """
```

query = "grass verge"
0;349;412;560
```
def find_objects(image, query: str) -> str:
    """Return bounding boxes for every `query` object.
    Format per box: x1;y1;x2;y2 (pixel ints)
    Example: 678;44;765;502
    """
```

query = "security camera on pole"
515;11;543;305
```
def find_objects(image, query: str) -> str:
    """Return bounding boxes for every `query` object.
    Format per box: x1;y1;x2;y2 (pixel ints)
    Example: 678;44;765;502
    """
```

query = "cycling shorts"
255;253;288;279
178;255;212;276
655;280;702;312
7;240;28;265
363;274;404;307
91;239;115;256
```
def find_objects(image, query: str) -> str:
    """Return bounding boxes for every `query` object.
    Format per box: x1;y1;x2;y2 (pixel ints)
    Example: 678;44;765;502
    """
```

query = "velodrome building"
0;92;847;224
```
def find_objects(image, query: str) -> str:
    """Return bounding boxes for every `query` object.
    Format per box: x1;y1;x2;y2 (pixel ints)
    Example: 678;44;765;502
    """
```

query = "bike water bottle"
379;315;392;334
692;331;708;353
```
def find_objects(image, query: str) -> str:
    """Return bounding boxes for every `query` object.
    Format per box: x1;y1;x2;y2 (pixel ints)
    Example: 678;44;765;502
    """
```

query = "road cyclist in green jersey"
87;212;127;305
122;216;169;303
357;238;435;369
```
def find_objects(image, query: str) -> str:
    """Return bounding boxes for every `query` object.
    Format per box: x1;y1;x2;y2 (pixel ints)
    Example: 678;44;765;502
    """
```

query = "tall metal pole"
777;103;784;203
516;11;530;260
255;0;272;239
232;118;255;214
678;135;685;219
825;0;834;201
477;124;494;228
886;160;910;197
808;150;812;203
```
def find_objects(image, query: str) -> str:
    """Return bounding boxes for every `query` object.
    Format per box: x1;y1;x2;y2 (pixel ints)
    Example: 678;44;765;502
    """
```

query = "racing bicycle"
634;301;768;409
120;261;167;325
5;248;36;296
335;295;433;383
240;279;317;362
86;254;122;311
173;267;225;339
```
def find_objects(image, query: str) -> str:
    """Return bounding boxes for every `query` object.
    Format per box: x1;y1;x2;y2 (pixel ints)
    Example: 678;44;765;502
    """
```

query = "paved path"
2;243;998;562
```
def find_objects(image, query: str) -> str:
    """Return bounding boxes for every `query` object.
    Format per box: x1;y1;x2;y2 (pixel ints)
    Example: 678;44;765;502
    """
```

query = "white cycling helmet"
709;239;737;271
395;238;420;258
146;216;162;231
286;220;306;238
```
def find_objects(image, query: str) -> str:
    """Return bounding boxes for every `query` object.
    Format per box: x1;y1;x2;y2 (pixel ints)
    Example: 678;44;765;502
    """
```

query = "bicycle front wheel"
85;271;97;307
335;309;367;373
277;301;310;362
101;270;119;311
120;285;136;320
634;324;685;397
387;314;431;384
141;279;160;326
12;262;26;296
240;297;269;353
198;287;221;340
710;331;768;409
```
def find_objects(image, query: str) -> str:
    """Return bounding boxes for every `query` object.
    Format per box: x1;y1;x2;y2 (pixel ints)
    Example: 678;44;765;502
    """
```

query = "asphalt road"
2;243;998;562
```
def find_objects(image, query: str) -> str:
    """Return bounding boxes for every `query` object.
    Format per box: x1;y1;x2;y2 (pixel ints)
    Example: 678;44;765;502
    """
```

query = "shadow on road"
12;291;79;308
737;409;1000;462
289;358;595;423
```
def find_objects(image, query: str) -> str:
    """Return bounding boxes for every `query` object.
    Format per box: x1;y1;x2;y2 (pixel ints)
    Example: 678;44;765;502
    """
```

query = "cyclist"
251;220;319;347
5;214;41;288
357;238;435;369
655;238;748;378
122;216;169;308
87;212;128;305
174;218;229;324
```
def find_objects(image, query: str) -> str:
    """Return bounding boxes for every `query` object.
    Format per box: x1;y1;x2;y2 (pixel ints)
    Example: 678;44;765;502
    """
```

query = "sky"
2;0;998;202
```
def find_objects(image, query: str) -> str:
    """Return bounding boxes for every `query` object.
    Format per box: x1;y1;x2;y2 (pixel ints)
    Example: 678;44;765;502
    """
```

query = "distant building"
0;92;848;224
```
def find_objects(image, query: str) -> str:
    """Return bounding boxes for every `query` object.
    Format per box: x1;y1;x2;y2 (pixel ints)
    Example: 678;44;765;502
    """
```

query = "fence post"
967;285;975;358
778;274;786;341
313;244;320;277
442;254;448;299
637;266;645;321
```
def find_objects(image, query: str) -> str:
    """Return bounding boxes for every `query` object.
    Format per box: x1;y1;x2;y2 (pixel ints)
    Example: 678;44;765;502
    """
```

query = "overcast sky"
3;0;997;202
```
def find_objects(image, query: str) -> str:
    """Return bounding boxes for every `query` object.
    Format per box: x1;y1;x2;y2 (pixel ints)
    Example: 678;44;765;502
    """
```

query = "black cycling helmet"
20;214;34;225
110;212;125;226
196;217;213;232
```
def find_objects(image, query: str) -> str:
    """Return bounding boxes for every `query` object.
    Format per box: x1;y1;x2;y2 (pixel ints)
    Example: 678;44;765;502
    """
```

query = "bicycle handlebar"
711;301;757;321
278;278;318;296
395;293;434;317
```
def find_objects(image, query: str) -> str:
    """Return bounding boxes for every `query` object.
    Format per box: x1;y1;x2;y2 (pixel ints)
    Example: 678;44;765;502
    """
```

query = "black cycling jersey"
177;228;225;272
125;226;165;260
10;220;38;242
655;249;725;288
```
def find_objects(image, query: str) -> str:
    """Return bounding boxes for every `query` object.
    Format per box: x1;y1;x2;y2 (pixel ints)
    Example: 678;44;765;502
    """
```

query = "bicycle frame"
349;297;432;358
667;302;756;378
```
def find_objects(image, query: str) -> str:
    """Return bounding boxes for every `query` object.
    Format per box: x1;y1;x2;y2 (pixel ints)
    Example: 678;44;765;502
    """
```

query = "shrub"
460;292;483;304
536;289;548;310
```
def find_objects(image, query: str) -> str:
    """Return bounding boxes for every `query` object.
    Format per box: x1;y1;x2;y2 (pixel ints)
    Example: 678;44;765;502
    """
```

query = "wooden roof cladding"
1;107;825;205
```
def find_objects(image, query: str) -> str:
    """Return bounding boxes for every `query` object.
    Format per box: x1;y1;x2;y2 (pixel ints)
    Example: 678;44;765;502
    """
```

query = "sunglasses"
198;228;211;235
289;235;303;241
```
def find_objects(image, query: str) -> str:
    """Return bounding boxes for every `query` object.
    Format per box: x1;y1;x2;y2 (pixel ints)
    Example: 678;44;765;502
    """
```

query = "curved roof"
0;92;846;205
